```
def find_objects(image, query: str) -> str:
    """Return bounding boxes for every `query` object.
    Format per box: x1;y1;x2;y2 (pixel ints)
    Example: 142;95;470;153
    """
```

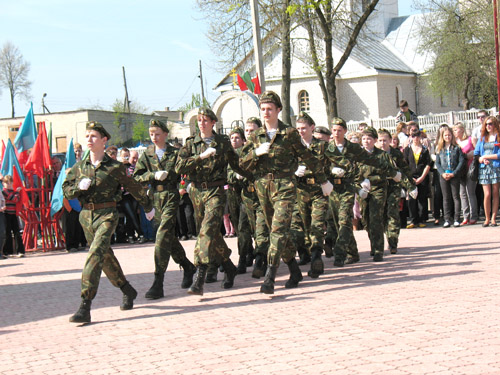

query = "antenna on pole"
199;60;206;105
42;93;50;114
122;66;131;113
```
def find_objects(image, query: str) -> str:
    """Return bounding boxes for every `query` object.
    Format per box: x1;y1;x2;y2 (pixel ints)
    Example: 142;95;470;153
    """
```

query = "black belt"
191;180;226;190
83;202;117;210
154;183;176;192
297;176;317;185
257;172;293;180
331;178;343;185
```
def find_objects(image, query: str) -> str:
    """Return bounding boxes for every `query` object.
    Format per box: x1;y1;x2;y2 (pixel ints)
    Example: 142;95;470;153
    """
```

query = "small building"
0;109;176;152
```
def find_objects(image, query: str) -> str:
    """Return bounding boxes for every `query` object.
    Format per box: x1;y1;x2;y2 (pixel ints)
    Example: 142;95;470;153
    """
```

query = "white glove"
200;147;216;159
393;171;402;182
331;167;346;177
358;188;368;199
79;178;91;191
295;165;307;177
186;183;191;194
145;208;155;221
360;178;371;192
255;142;271;156
409;188;418;199
235;173;243;180
400;188;407;198
155;171;168;181
431;154;436;162
321;181;333;196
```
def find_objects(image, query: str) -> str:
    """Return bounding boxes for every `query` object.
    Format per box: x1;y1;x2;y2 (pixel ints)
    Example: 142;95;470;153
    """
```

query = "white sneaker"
453;221;460;227
443;221;450;228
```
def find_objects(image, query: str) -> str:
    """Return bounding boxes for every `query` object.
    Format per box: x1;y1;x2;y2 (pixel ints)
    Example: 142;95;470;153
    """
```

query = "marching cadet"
133;119;196;299
324;118;401;267
175;107;249;296
376;129;417;254
295;112;330;278
227;127;254;273
243;117;270;279
358;127;400;261
63;122;155;323
239;91;332;294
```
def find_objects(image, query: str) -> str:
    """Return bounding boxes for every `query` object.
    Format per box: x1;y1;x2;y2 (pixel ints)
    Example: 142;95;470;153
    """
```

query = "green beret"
314;126;331;136
362;126;378;139
331;117;347;129
229;127;245;141
198;107;218;122
246;116;262;128
297;111;315;126
86;121;111;140
259;90;282;109
149;119;169;133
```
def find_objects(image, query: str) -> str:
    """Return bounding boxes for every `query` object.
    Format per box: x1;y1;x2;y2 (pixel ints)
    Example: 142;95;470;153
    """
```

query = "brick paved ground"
1;224;499;375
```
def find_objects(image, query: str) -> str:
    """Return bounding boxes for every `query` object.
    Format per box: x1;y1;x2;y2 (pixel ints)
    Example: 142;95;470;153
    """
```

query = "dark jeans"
439;176;461;223
122;194;143;238
176;193;196;238
409;182;429;225
432;170;444;220
63;208;86;249
4;213;24;255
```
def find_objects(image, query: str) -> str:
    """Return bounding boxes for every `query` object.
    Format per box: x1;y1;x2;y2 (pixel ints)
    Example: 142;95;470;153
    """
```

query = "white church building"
194;1;461;134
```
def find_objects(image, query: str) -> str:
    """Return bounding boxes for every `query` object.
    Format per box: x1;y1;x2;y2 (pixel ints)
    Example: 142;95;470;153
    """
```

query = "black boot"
252;253;266;279
260;266;278;294
324;241;334;258
120;282;138;310
69;299;91;323
237;255;247;274
180;257;196;289
188;265;208;296
221;259;238;289
245;252;254;267
308;249;324;279
297;247;311;265
145;272;164;299
285;258;303;288
205;264;218;283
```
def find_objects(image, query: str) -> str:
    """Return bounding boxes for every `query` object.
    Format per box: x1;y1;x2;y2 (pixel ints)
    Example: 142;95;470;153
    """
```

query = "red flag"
237;74;248;91
252;73;262;95
24;121;51;176
12;166;30;213
0;140;5;167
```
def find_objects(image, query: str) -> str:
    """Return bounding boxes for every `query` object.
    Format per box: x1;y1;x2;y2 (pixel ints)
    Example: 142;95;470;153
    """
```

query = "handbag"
467;156;479;182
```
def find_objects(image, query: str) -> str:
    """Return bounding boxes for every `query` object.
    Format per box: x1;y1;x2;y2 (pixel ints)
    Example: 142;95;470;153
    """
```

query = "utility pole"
122;66;131;113
250;0;266;93
199;60;206;105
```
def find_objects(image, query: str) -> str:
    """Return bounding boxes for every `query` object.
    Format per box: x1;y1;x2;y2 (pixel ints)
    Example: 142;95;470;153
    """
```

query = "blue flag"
1;139;25;182
14;102;38;152
50;138;80;216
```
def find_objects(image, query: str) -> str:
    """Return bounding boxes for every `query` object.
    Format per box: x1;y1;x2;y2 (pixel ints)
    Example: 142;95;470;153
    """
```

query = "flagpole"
494;0;500;110
250;0;266;93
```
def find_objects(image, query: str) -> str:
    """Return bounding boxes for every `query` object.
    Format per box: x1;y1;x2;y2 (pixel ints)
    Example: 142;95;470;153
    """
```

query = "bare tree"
0;42;32;118
295;0;380;123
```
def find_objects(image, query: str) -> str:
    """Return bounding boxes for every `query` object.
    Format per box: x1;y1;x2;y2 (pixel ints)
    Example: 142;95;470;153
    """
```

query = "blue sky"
0;0;419;119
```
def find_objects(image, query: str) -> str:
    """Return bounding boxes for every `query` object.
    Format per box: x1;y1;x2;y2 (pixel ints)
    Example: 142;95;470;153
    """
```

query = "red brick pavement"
1;224;499;375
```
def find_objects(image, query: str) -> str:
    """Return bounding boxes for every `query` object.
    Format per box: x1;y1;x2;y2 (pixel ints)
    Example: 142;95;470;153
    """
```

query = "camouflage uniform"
63;153;152;301
239;120;327;268
176;131;248;287
134;143;195;294
358;147;398;259
295;137;330;276
227;149;254;270
384;147;415;251
324;140;397;265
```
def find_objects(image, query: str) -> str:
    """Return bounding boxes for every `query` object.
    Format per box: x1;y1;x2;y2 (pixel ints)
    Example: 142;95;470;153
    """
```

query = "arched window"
298;90;310;112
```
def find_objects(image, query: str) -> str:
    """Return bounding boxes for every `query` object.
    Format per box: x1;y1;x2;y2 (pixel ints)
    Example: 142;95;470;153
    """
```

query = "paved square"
1;224;499;375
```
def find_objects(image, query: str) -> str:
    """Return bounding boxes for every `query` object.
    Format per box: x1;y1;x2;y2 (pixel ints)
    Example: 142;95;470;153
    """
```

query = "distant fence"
346;107;497;139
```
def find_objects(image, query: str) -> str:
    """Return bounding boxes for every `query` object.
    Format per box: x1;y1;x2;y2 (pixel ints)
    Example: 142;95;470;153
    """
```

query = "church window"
299;90;310;112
